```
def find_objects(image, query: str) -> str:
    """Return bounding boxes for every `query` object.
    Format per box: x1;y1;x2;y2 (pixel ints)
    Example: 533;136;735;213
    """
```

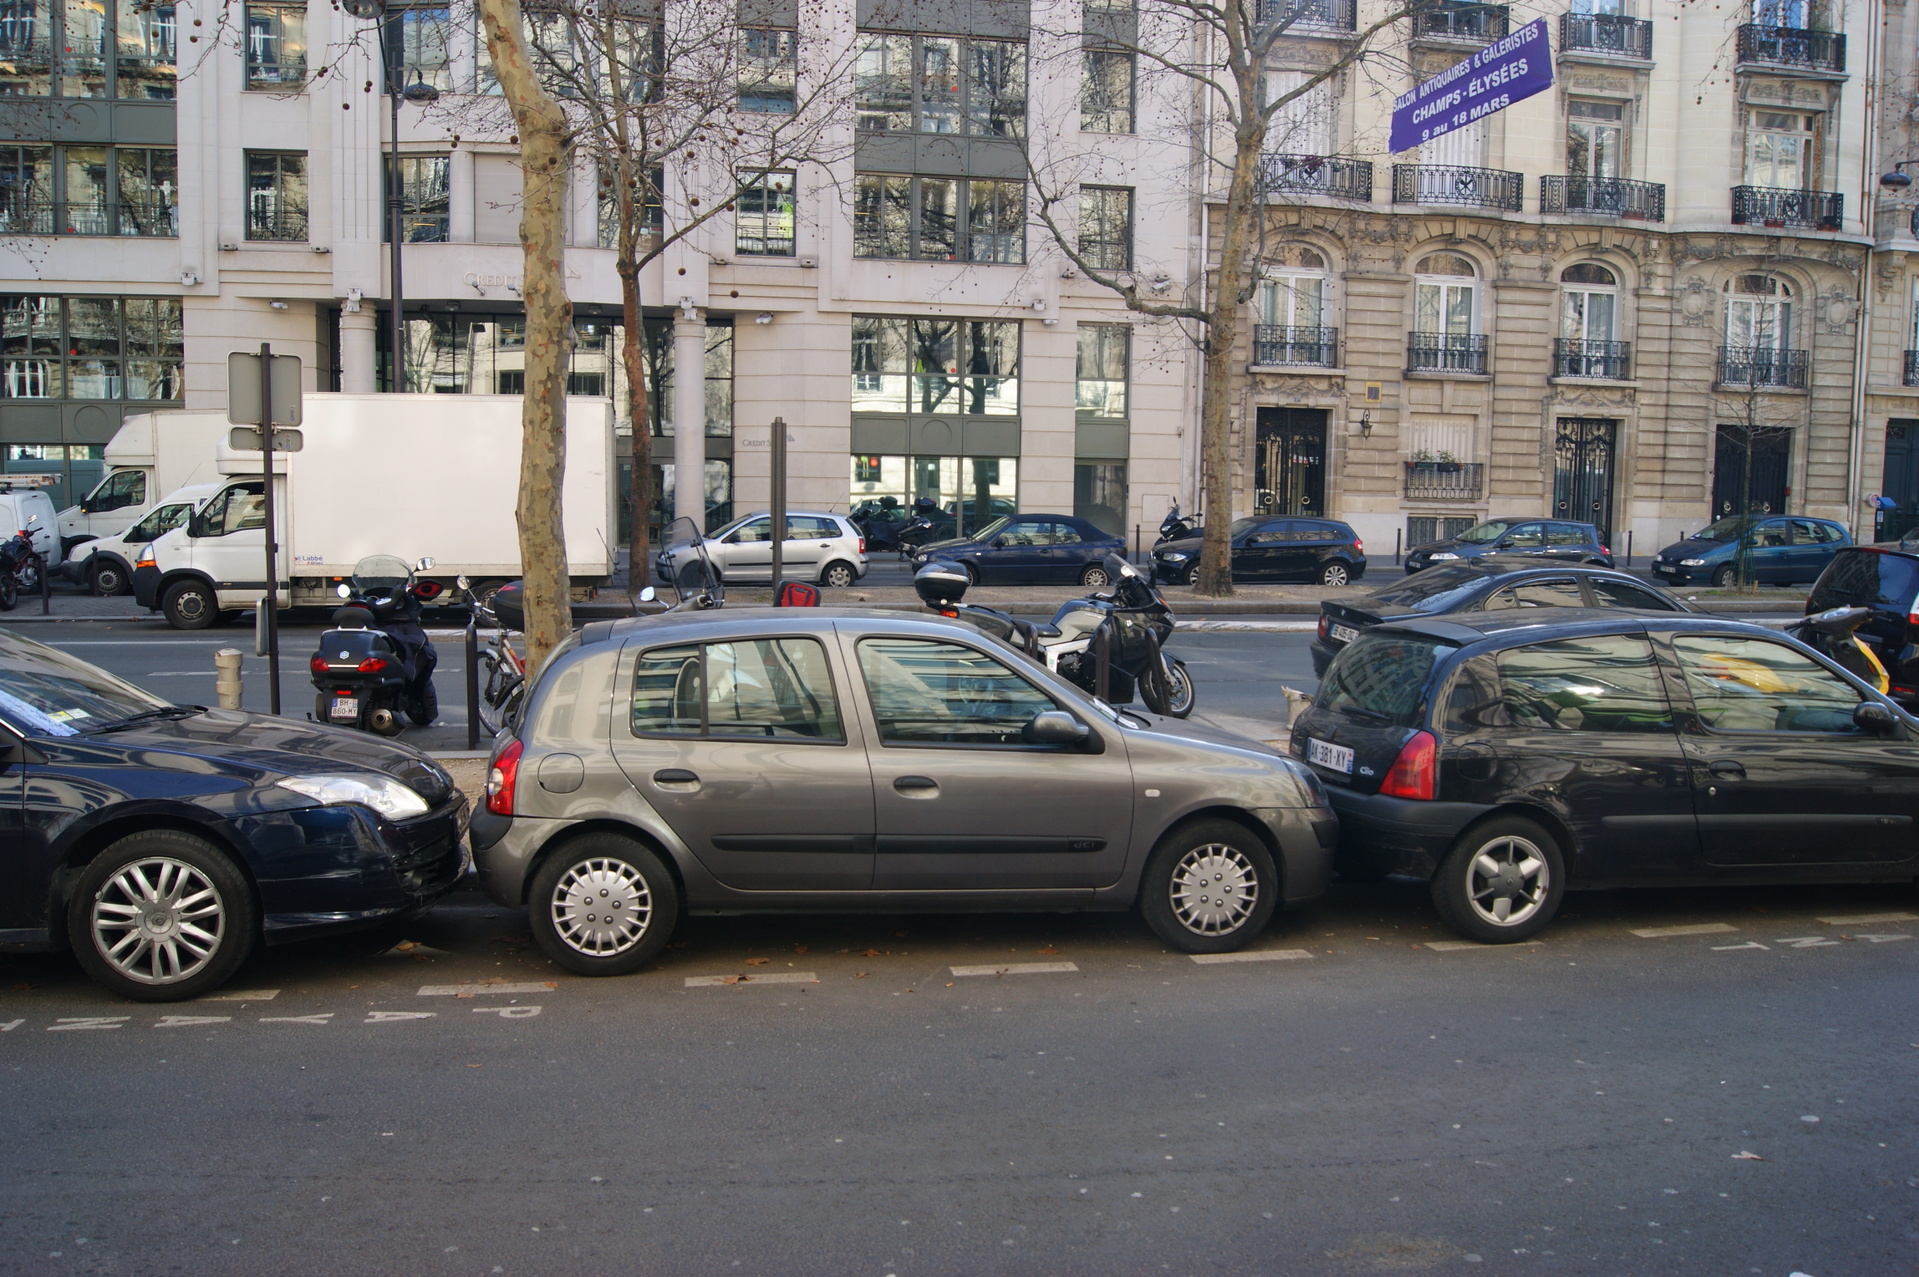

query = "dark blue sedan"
0;629;467;1001
911;515;1126;585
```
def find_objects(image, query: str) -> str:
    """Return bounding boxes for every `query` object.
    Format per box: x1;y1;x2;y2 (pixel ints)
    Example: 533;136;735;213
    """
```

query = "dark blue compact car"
1651;515;1852;586
0;629;467;1001
1153;516;1366;586
911;514;1126;585
1404;519;1612;573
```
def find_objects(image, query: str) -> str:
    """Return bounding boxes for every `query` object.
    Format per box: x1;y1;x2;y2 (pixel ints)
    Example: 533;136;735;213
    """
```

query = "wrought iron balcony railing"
246;208;309;242
1735;24;1845;73
1413;3;1509;41
1261;154;1373;202
1392;164;1523;211
1255;0;1356;32
1404;461;1484;501
1553;339;1632;380
1731;185;1843;230
1904;350;1919;388
1407;333;1489;375
1253;325;1338;368
0;197;177;237
1558;12;1652;59
1717;345;1809;389
1540;176;1665;221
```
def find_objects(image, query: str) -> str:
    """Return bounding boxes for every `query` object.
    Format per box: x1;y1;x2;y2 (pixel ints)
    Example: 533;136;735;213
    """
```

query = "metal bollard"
464;619;481;750
39;553;50;615
213;648;244;710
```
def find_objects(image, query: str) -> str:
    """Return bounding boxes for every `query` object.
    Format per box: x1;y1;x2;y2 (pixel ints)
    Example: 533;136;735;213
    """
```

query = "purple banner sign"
1389;17;1553;154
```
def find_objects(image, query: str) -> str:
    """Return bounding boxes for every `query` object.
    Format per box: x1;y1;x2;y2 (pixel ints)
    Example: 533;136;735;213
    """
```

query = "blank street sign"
226;351;304;426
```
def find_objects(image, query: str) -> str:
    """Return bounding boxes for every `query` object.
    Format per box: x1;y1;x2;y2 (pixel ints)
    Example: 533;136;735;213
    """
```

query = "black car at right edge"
1292;611;1919;943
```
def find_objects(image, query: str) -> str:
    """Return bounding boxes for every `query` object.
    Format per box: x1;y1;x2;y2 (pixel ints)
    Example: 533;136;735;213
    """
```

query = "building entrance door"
1879;421;1919;543
1553;417;1617;543
1713;425;1790;519
1255;408;1327;517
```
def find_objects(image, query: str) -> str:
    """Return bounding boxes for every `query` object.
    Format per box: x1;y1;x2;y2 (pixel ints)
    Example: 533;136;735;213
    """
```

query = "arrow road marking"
1426;940;1544;952
1776;936;1841;948
0;1019;23;1032
1853;933;1912;943
1713;941;1770;951
1190;948;1315;964
155;1015;231;1028
685;971;821;987
260;1014;334;1024
1816;912;1918;926
364;1011;436;1023
950;962;1080;977
472;1005;542;1018
418;983;556;997
198;989;279;1002
1630;923;1738;938
48;1017;129;1031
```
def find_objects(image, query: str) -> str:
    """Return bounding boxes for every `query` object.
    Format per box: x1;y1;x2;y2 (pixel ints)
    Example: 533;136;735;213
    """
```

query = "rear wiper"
1338;706;1393;723
87;705;207;734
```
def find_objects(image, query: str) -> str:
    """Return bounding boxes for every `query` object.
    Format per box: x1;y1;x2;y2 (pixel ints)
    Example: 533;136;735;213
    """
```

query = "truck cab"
131;478;283;628
58;468;150;553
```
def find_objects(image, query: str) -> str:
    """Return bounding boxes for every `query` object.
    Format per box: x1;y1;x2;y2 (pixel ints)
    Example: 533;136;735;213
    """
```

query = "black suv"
1404;519;1613;573
1292;610;1919;943
1153;517;1365;586
1805;544;1919;705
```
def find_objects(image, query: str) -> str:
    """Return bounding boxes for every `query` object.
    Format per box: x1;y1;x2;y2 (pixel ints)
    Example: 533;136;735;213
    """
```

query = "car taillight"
858;537;867;554
1353;537;1364;554
1907;609;1919;630
357;658;388;673
486;738;523;816
1379;730;1437;801
310;656;328;675
1316;613;1330;640
1601;545;1611;556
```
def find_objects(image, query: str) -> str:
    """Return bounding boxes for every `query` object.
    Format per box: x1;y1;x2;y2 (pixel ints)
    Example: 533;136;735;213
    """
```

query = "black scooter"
309;555;444;736
1156;501;1199;546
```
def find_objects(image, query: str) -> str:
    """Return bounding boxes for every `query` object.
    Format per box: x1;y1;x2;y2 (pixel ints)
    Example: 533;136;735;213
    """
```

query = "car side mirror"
456;574;471;590
1854;701;1901;735
1025;711;1090;746
185;512;208;538
417;557;435;571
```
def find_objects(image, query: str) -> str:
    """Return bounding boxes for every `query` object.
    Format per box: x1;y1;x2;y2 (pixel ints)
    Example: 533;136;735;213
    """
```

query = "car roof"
729;510;847;522
583;606;989;648
1361;608;1779;650
1859;541;1919;558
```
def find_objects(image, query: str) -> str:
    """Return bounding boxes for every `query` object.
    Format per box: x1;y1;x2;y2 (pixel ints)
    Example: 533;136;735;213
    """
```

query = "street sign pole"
260;342;281;715
769;417;788;586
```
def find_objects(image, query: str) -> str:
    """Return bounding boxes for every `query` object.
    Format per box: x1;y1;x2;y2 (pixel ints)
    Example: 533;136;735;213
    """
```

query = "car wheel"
67;829;258;1002
1711;565;1736;588
90;559;127;597
1139;818;1278;954
1080;564;1113;588
1320;562;1351;587
161;579;218;630
821;561;858;588
1429;816;1566;944
528;834;680;976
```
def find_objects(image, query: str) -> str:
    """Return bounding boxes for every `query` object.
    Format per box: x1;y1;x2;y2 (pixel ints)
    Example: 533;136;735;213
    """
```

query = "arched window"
1725;274;1792;352
1257;246;1331;365
1559;263;1620;376
1411;254;1480;372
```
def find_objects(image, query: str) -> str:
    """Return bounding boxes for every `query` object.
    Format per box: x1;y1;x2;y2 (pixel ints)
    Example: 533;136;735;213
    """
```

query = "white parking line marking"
199;989;279;1002
1816;912;1919;926
418;983;556;997
1854;933;1912;943
1425;939;1544;952
0;1019;24;1032
1630;923;1738;938
1189;948;1315;965
155;1015;231;1028
685;971;820;987
48;1017;129;1031
364;1011;436;1023
260;1013;333;1024
1776;936;1841;949
1713;941;1770;951
473;1005;542;1018
950;962;1080;977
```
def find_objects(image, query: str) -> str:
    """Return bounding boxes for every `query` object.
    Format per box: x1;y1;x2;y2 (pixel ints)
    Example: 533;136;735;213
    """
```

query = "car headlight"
1681;558;1706;567
1160;551;1190;562
277;774;430;820
1429;552;1459;561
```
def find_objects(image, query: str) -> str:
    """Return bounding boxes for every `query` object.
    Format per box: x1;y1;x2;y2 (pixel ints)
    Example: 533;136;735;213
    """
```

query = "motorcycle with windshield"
308;555;445;736
915;552;1195;717
0;512;47;611
1155;501;1199;546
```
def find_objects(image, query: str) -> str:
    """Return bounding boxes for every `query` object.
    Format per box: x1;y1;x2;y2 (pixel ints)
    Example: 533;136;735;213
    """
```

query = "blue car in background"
911;514;1127;585
1651;515;1852;586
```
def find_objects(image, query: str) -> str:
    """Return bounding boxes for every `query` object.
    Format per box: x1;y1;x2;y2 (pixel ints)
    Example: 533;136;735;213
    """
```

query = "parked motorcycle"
0;514;45;611
851;496;907;555
309;555;444;736
915;552;1195;717
1156;501;1199;546
1789;605;1891;695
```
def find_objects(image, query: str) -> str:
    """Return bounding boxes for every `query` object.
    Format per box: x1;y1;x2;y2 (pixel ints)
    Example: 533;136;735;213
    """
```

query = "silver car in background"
657;511;868;588
470;609;1336;975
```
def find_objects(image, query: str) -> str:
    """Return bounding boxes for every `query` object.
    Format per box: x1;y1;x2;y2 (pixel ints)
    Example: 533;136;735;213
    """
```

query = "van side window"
200;484;265;537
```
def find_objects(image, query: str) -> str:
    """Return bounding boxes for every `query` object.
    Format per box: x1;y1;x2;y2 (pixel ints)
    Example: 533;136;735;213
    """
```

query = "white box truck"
56;411;233;555
130;393;618;629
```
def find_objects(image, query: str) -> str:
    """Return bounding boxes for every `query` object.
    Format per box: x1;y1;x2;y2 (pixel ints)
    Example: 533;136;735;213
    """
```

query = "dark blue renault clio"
0;628;467;1001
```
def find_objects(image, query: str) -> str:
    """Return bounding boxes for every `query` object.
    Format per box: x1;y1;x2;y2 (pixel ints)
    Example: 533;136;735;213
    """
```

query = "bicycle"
471;599;527;735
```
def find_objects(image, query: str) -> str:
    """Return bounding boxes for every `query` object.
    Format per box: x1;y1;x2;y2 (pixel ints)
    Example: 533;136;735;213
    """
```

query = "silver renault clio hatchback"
470;609;1336;974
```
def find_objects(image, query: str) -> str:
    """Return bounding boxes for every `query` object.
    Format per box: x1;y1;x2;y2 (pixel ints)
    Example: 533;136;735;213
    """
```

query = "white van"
0;486;61;568
67;482;220;596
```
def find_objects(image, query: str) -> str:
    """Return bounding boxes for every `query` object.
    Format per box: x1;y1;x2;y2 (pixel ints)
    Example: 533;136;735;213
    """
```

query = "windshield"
1228;517;1261;539
1319;634;1455;727
662;515;706;553
351;555;413;589
971;516;1011;541
0;631;168;736
1454;521;1514;545
1692;516;1756;543
1367;565;1490;613
127;502;191;544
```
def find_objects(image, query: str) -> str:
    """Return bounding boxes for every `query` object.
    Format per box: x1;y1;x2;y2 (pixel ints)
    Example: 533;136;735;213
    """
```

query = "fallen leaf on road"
854;972;867;979
11;983;32;991
1731;1151;1766;1161
466;1064;481;1069
861;948;882;958
1037;946;1060;955
722;975;750;985
794;945;809;955
745;958;770;966
394;941;419;951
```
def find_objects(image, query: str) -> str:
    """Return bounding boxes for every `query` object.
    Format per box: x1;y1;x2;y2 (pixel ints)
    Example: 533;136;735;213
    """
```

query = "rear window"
1369;566;1489;614
1319;633;1455;727
1806;548;1919;613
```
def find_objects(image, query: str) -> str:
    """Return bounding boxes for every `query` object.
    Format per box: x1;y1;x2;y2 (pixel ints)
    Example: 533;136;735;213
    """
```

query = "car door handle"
1707;759;1746;778
893;775;938;792
653;768;700;785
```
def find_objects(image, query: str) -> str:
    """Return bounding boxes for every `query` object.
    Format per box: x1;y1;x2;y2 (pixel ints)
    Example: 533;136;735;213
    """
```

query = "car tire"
528;834;680;977
1429;815;1566;944
820;561;858;588
1711;565;1736;588
1080;564;1113;588
161;579;218;630
1320;562;1351;587
91;558;127;597
1138;818;1278;954
67;829;258;1002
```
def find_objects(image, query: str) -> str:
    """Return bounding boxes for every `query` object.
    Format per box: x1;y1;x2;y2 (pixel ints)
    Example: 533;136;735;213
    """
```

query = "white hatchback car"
657;511;868;587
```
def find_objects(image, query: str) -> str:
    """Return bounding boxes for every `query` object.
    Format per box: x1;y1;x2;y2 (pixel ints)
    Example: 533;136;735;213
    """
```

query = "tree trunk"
480;0;574;674
620;252;652;598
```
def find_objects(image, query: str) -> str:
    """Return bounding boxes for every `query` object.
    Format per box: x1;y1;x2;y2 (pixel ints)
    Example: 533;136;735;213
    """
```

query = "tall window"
853;175;1024;264
244;1;305;89
1423;117;1485;169
1747;111;1814;188
385;155;450;242
246;151;307;241
855;33;1026;138
3;144;174;237
0;146;51;232
1076;325;1128;417
738;27;796;113
1725;274;1792;352
1560;263;1617;343
736;170;794;257
0;0;174;97
1264;70;1335;156
0;294;183;401
851;316;1020;415
1259;247;1327;329
1078;185;1132;271
598;164;663;248
395;6;453;91
1414;253;1478;335
1080;47;1134;132
1567;100;1623;178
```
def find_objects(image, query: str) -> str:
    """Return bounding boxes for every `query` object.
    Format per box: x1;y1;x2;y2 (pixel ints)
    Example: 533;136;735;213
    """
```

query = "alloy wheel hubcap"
1170;844;1258;935
91;857;225;984
552;859;653;956
1466;835;1550;926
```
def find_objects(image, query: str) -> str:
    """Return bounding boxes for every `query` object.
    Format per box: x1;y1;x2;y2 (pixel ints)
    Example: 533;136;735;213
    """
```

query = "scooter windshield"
351;555;414;591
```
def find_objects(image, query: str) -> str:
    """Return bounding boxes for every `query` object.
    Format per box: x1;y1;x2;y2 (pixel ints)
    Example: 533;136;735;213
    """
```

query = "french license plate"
1653;563;1674;574
1330;623;1360;644
1307;737;1355;774
329;696;360;721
